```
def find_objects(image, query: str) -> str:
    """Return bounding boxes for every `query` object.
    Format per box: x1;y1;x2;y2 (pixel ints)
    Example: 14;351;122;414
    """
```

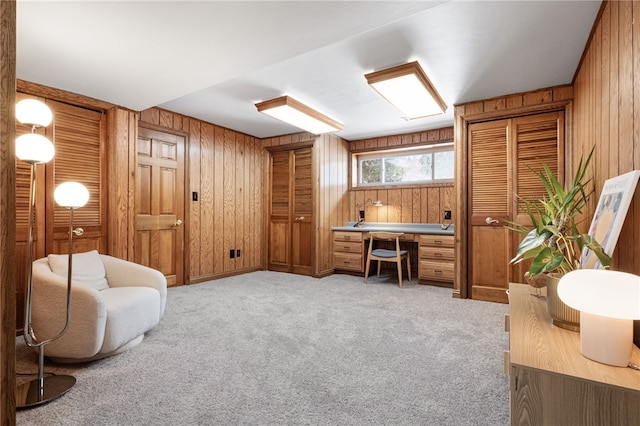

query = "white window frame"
354;143;454;187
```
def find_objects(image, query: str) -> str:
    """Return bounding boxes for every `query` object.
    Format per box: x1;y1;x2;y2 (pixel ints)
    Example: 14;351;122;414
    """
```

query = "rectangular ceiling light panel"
255;96;343;134
365;61;447;119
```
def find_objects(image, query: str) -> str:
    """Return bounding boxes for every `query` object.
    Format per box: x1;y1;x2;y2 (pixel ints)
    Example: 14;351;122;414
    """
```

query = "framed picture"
581;170;640;268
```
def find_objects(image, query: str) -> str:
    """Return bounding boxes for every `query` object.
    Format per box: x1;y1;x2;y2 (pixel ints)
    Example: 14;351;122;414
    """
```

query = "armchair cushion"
48;250;108;291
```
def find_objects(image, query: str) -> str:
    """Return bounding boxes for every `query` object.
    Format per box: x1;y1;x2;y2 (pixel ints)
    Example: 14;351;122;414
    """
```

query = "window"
356;143;454;186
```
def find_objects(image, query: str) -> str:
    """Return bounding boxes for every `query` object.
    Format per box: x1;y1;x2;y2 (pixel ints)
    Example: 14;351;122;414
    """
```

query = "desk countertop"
332;222;454;235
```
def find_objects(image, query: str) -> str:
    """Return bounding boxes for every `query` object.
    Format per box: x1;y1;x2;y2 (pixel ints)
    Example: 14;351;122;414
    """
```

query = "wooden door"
135;126;185;286
468;112;563;303
468;119;511;303
46;101;107;256
268;150;291;272
291;147;313;275
509;112;564;283
268;147;313;275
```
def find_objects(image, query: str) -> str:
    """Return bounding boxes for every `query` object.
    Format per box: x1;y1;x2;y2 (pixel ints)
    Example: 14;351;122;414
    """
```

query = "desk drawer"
419;234;454;247
334;231;363;242
419;246;454;260
419;260;454;281
334;253;363;272
334;241;362;254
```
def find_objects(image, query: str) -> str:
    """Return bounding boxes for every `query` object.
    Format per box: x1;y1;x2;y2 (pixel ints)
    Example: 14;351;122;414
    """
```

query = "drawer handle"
344;246;350;250
344;261;350;265
434;270;442;274
434;240;442;244
344;236;351;240
435;253;442;257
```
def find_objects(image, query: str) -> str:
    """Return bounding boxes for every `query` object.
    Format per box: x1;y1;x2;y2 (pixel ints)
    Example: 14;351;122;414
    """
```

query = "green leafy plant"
506;147;611;279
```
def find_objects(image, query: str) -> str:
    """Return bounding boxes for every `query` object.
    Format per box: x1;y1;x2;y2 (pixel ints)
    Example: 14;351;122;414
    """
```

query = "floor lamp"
14;99;89;408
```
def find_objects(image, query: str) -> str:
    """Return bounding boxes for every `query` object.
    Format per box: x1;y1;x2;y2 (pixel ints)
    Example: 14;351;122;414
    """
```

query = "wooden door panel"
135;126;185;286
136;164;152;214
469;120;510;303
509;112;563;283
470;225;509;302
269;220;289;272
292;218;312;275
292;147;313;274
160;167;176;213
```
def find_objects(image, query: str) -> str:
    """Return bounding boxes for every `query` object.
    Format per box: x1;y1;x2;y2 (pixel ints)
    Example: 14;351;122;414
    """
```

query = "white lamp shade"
15;99;53;128
557;269;640;320
15;133;55;164
54;182;89;209
558;269;640;367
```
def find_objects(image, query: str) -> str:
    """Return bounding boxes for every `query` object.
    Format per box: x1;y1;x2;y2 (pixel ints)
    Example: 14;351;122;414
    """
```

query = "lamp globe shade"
15;133;55;164
54;182;89;209
16;99;53;128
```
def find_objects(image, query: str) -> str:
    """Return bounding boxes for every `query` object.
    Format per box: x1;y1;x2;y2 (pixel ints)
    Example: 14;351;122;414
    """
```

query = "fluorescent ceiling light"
365;61;447;119
255;96;343;134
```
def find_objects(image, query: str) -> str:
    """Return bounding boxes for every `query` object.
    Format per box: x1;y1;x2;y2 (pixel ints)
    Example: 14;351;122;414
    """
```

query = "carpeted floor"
16;271;509;425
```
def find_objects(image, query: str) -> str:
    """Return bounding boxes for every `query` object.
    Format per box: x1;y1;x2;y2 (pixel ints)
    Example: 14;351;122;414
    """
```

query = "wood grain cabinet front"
418;234;454;284
333;231;364;272
507;283;640;425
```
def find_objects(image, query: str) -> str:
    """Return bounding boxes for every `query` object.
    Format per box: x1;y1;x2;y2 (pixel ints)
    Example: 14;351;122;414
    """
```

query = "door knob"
485;217;499;225
175;219;183;226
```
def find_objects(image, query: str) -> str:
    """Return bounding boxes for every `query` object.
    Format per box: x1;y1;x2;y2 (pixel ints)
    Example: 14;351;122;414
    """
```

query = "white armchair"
30;250;167;363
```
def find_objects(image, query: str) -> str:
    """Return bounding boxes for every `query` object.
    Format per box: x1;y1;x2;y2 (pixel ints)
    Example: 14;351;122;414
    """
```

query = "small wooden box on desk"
505;283;640;426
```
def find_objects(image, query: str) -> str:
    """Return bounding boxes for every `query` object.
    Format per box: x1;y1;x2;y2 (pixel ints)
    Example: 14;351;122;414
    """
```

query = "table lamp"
557;269;640;367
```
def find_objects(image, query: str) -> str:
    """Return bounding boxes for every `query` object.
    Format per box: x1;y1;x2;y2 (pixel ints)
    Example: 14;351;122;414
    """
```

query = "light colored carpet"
16;271;509;425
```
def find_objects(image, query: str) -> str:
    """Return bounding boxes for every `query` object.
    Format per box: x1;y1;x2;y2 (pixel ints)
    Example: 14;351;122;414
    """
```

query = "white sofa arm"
100;255;167;316
31;258;107;359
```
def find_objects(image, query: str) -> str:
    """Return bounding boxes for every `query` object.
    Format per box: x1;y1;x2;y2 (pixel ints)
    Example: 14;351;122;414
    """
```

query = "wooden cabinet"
507;283;640;425
418;234;454;284
333;231;364;272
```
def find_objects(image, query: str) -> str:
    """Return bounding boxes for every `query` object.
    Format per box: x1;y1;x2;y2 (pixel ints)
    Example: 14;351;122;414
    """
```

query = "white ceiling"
16;1;601;140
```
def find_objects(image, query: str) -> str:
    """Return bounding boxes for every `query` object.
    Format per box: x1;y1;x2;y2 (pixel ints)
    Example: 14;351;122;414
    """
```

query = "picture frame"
580;170;640;268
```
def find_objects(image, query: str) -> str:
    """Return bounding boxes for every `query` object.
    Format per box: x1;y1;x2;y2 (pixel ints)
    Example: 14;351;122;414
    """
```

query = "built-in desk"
331;222;455;285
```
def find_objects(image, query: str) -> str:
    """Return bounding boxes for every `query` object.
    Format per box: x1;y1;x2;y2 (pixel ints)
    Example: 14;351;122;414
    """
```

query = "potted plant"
506;147;611;330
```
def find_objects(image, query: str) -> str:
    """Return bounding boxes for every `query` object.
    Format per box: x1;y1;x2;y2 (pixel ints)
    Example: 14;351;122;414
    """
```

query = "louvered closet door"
268;150;291;272
291;147;313;275
468;119;510;303
268;147;314;275
509;112;564;283
468;112;563;303
46;101;107;256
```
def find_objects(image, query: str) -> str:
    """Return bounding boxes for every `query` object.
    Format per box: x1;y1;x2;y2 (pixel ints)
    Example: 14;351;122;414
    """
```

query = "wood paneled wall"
140;108;264;282
573;0;640;277
0;1;16;422
349;127;455;225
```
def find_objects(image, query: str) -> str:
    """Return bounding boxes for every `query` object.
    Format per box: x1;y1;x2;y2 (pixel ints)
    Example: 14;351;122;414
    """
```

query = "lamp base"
16;375;76;409
580;311;633;367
